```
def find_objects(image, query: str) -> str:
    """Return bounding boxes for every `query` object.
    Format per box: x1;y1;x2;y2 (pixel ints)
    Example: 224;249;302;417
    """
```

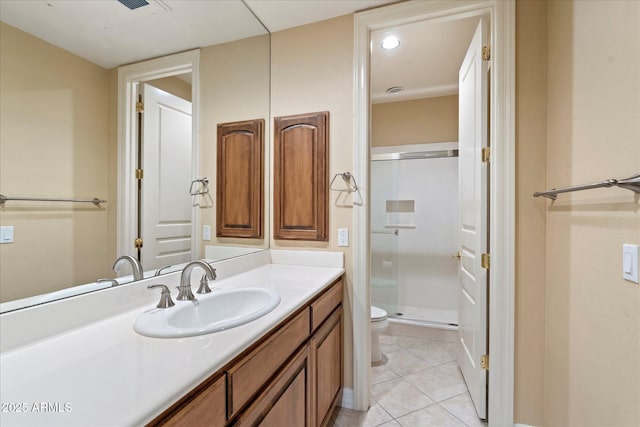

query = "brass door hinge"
134;238;143;249
482;147;491;163
136;101;144;113
482;46;491;61
135;169;144;180
481;253;490;269
481;354;489;370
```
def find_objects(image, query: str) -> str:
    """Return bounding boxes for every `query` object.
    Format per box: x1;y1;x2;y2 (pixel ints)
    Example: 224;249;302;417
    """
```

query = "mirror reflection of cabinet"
273;111;329;241
216;119;264;238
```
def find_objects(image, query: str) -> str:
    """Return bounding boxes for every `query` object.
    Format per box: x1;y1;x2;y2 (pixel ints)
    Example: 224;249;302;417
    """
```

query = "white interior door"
141;84;193;270
457;18;489;420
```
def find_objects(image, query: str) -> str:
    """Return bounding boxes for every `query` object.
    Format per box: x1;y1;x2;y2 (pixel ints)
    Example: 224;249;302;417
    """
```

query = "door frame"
117;50;201;260
352;1;515;425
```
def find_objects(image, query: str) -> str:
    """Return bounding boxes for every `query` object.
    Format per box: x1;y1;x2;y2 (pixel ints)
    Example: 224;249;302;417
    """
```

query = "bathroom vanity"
0;250;344;427
154;276;343;426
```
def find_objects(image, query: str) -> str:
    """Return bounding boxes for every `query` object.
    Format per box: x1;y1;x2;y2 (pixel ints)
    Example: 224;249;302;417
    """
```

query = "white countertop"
0;258;344;427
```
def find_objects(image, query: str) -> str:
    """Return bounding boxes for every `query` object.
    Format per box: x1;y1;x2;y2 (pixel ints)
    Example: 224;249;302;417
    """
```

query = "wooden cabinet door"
259;362;308;427
311;307;343;427
154;374;226;427
235;346;311;427
273;111;329;241
227;310;309;419
217;119;264;238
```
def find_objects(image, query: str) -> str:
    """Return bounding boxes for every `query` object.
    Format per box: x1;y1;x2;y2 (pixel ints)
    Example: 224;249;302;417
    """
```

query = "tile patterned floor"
328;333;488;427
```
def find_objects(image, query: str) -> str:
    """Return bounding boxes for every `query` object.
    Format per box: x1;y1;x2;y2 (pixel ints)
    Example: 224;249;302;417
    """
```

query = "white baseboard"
514;424;536;427
340;388;354;410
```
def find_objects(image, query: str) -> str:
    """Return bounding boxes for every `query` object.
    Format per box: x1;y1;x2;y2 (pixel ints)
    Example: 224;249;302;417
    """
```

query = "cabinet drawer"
228;309;310;418
159;374;226;427
310;279;343;332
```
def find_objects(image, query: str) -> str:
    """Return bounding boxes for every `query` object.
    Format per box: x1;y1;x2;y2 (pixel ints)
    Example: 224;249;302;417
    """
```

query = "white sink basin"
134;287;281;338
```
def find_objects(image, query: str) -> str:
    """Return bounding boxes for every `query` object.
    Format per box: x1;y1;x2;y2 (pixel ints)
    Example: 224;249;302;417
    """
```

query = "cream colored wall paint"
544;1;640;426
199;34;270;255
371;95;458;147
270;15;355;389
514;1;547;425
0;23;112;302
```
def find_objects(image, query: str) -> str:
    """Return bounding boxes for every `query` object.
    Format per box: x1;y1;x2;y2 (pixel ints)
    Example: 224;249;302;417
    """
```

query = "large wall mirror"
0;1;270;312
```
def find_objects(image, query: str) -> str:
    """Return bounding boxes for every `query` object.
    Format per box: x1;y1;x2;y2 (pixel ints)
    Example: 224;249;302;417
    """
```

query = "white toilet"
371;305;389;364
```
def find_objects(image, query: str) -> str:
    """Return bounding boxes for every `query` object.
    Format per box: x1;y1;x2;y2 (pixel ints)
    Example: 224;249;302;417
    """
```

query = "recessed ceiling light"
386;86;403;94
381;36;400;50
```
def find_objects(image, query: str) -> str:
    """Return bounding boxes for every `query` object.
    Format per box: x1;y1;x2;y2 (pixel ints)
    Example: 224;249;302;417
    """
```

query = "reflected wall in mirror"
0;4;270;312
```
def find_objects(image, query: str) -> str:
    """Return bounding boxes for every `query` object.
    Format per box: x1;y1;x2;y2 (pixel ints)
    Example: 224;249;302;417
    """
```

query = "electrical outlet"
338;228;349;247
203;225;211;241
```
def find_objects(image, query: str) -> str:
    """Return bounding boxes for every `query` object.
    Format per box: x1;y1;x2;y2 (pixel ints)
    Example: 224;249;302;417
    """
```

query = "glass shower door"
370;160;400;316
370;147;459;325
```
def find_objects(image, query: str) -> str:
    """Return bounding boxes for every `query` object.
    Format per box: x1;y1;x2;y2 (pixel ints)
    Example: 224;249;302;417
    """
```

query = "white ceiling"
371;16;480;103
244;0;394;33
0;0;396;68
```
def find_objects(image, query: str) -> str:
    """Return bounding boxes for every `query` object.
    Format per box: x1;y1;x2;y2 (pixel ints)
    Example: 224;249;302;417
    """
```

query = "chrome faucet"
112;255;144;281
177;260;217;301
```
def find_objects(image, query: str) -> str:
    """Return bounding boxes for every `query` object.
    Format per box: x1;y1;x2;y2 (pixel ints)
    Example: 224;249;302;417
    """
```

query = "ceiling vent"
117;0;149;10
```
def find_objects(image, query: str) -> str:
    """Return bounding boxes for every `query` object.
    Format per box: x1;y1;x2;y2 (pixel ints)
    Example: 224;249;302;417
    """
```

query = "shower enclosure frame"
370;143;460;327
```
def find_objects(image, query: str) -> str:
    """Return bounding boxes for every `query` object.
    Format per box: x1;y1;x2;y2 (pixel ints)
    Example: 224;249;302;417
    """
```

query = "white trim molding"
340;387;354;410
116;50;201;259
353;1;515;424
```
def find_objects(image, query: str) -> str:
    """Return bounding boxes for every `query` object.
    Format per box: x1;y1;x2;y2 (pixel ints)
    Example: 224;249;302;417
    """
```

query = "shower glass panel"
371;159;400;317
371;147;459;326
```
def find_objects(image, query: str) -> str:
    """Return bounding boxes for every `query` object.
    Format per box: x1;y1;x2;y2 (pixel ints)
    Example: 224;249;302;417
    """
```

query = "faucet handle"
154;265;172;277
148;284;175;308
97;278;120;287
197;274;212;294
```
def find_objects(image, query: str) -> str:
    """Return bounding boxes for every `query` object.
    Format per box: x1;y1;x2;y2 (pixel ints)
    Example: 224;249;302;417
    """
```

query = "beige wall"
371;95;458;147
0;22;112;302
514;0;547;424
199;34;271;254
516;1;640;425
543;1;640;425
270;15;356;389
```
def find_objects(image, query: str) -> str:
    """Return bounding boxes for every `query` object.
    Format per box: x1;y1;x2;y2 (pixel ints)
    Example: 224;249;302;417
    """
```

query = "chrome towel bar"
0;194;106;206
372;229;399;236
533;173;640;200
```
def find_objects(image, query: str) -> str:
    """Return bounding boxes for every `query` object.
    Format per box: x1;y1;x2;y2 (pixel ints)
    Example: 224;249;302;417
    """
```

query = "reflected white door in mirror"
140;83;194;270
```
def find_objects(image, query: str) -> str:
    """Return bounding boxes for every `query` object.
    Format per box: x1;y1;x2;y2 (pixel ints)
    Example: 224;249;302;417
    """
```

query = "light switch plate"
338;228;349;247
202;225;211;241
623;244;638;284
0;226;14;244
